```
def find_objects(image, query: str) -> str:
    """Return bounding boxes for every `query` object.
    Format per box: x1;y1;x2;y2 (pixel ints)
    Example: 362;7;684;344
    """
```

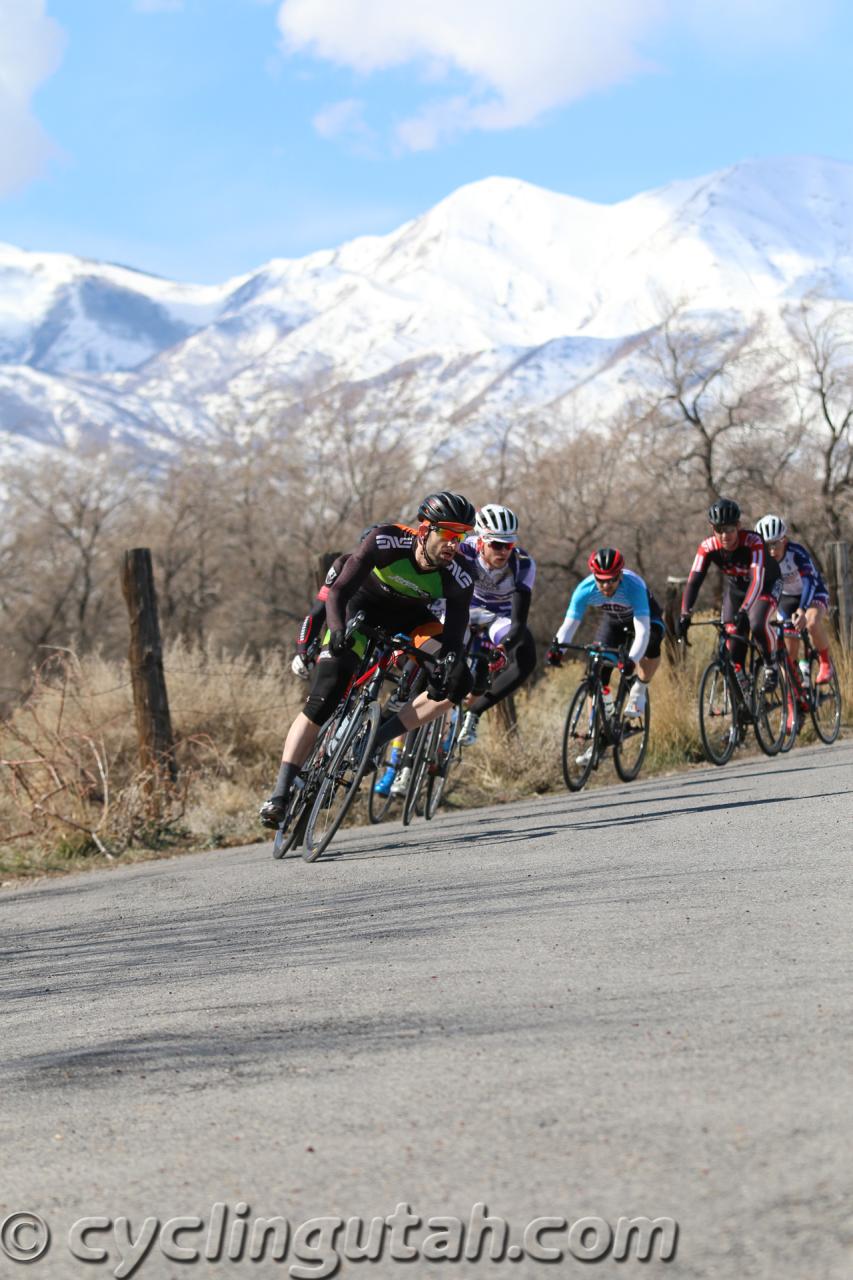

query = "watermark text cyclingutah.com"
1;1202;678;1276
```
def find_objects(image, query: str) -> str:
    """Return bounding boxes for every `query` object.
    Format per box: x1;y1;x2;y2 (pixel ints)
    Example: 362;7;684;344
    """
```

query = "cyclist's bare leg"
637;655;660;683
399;690;454;730
280;712;321;768
805;603;830;653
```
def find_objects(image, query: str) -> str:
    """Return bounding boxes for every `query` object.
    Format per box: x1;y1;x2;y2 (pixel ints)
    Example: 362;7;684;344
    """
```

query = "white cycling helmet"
755;513;788;542
475;503;519;542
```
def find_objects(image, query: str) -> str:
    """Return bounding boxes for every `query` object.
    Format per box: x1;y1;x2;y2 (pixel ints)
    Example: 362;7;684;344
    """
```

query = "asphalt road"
2;741;851;1280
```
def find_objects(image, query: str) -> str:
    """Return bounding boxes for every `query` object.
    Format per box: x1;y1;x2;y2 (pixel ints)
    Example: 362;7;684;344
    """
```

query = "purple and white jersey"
456;537;536;618
775;541;827;609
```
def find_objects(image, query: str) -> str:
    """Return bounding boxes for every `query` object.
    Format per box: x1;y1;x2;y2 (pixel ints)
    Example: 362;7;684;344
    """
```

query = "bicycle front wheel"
425;709;461;820
304;701;381;862
753;660;786;756
402;722;433;826
562;681;600;791
779;662;799;753
809;656;842;743
614;688;650;782
698;660;738;766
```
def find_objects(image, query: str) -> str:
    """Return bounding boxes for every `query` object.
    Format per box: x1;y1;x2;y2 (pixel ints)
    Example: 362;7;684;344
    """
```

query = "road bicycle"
691;619;788;765
772;620;842;751
271;615;443;862
557;642;650;791
365;644;428;824
400;624;507;825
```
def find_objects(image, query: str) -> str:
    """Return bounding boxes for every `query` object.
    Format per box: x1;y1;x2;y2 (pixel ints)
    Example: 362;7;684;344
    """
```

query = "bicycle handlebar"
554;641;623;662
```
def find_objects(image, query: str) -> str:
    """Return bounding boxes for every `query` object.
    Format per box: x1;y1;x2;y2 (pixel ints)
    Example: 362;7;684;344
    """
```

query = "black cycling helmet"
707;497;741;527
417;491;476;529
588;547;625;579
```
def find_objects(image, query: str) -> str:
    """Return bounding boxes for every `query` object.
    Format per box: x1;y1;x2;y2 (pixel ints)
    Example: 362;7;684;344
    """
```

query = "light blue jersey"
556;569;652;662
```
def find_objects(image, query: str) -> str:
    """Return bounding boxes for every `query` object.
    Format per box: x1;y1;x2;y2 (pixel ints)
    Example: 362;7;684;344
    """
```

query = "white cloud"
0;0;66;196
277;0;826;150
313;97;370;142
277;0;667;150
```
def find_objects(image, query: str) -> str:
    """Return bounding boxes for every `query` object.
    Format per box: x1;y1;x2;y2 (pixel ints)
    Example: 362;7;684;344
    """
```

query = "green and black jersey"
325;524;474;656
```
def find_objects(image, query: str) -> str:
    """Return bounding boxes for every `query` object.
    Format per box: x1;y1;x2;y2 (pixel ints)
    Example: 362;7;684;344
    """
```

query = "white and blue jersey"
457;538;536;615
775;541;828;613
556;570;657;663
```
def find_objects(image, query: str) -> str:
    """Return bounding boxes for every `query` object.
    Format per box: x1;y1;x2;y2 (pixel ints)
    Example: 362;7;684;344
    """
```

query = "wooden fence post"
824;542;852;648
664;576;688;664
120;548;177;786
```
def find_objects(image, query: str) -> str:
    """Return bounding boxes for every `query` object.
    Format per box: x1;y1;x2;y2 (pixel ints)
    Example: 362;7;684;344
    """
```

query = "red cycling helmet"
588;546;624;579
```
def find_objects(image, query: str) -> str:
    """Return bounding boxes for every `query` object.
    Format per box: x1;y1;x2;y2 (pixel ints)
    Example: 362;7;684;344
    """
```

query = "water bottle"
798;659;810;687
602;686;615;718
329;714;349;754
441;709;458;754
732;663;750;699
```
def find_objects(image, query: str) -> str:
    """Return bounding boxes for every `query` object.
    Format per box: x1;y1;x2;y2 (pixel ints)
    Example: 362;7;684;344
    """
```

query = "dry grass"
2;629;850;881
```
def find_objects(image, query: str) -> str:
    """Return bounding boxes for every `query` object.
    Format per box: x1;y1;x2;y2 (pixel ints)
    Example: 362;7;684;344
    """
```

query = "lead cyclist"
259;492;477;828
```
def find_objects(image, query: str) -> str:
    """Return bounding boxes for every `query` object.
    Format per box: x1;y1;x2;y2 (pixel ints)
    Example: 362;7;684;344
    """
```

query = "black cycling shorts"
594;615;665;661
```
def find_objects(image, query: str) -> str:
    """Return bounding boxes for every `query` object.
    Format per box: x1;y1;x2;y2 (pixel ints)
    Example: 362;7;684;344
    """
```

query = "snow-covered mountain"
3;155;853;462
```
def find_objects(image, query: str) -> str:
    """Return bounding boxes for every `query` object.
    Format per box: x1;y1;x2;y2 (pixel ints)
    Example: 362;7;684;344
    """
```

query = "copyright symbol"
0;1212;51;1262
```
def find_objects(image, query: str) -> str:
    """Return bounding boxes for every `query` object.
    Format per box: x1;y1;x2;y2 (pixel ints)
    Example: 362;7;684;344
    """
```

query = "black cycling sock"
271;761;299;800
374;713;405;751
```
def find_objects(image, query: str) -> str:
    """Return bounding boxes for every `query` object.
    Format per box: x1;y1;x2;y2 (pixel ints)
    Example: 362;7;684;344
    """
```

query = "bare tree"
1;454;132;677
784;298;853;541
633;303;785;504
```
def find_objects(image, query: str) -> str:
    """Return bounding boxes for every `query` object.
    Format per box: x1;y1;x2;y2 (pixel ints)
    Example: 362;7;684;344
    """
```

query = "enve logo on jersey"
376;534;413;552
448;560;473;590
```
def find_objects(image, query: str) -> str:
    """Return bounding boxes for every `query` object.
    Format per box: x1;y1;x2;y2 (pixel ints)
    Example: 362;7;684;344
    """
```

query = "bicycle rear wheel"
425;709;461;820
271;720;335;858
613;687;650;782
698;660;738;766
402;722;433;826
273;801;309;857
562;680;600;791
809;656;842;743
304;701;380;862
753;660;786;756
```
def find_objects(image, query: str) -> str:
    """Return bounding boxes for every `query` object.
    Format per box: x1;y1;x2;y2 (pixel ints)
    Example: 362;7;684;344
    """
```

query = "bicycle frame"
690;620;766;718
690;618;787;762
562;642;627;744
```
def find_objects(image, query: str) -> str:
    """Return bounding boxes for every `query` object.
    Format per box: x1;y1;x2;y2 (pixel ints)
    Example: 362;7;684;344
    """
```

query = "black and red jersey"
682;530;780;614
325;524;474;656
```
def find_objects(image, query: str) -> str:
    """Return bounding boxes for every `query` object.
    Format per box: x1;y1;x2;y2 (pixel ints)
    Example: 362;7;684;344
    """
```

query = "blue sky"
1;0;852;283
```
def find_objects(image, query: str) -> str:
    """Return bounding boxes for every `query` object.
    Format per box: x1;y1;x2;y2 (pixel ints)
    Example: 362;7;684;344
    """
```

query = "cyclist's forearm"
510;586;531;635
628;615;651;664
439;596;470;656
296;600;327;655
555;615;581;647
741;550;765;611
681;570;704;614
799;574;817;610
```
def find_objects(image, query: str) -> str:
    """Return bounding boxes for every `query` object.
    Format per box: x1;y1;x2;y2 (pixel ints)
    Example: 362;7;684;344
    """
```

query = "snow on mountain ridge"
3;155;853;460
